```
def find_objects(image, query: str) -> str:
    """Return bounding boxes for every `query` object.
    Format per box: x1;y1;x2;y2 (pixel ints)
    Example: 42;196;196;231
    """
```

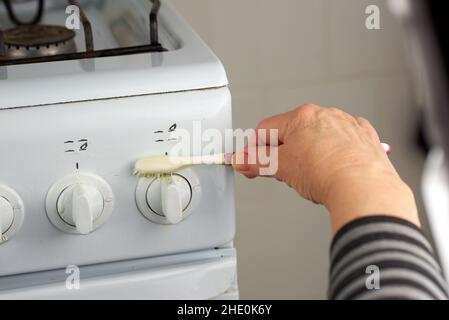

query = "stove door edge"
0;248;238;300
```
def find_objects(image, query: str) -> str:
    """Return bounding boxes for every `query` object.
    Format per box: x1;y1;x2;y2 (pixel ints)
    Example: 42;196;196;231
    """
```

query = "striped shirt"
329;216;449;300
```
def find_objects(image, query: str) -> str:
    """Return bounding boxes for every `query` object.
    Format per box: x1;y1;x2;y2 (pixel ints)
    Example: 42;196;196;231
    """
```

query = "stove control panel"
136;169;202;225
0;186;24;244
45;174;114;235
0;87;234;276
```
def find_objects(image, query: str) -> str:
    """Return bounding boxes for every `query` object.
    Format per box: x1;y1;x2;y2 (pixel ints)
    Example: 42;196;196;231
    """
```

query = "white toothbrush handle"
187;154;228;165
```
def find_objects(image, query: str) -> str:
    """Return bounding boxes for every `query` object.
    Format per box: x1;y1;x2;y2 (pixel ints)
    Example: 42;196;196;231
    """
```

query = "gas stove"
0;0;165;62
0;0;237;299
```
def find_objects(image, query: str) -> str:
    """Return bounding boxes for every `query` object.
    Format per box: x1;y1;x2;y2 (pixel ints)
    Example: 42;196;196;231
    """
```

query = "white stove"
0;0;237;299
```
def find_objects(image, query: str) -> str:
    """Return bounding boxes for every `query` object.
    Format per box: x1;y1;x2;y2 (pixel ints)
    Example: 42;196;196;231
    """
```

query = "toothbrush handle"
188;154;229;165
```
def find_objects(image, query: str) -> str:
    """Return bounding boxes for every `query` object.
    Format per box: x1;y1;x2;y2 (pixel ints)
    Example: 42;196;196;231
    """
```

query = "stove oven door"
0;248;238;300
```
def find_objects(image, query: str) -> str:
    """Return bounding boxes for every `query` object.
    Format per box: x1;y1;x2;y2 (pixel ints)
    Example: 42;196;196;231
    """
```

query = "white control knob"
0;197;14;243
57;184;104;235
0;185;25;244
136;169;201;225
147;175;191;224
46;174;114;235
161;177;189;224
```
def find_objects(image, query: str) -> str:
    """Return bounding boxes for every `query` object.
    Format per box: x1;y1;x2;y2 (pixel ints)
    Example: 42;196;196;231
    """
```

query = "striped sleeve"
328;216;449;300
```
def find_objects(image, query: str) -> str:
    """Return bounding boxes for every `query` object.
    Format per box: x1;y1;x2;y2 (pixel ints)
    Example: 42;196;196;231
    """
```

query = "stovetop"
0;0;228;109
0;0;167;64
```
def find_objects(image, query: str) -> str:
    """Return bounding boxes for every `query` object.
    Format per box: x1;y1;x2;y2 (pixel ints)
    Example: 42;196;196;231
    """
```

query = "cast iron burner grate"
0;0;166;66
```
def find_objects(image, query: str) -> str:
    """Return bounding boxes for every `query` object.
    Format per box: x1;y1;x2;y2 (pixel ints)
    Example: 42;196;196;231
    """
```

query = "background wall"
170;0;426;299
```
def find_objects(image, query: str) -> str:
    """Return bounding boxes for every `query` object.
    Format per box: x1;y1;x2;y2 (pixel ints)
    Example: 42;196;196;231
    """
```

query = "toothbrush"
133;153;234;177
133;143;391;177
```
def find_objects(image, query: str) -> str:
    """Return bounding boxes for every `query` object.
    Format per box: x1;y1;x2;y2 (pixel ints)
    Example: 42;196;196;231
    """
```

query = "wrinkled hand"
233;104;419;233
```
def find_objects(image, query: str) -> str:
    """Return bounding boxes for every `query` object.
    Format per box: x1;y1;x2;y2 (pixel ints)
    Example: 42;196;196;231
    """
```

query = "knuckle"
296;103;319;118
328;107;348;118
357;116;371;126
356;116;367;122
329;107;343;115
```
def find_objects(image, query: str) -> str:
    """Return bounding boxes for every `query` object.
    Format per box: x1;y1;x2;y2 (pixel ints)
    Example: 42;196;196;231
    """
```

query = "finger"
255;104;320;146
232;148;250;173
356;117;381;144
232;146;280;179
254;113;291;147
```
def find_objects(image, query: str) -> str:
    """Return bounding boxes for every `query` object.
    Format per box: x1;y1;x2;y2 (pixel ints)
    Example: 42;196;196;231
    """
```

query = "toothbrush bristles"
133;170;174;179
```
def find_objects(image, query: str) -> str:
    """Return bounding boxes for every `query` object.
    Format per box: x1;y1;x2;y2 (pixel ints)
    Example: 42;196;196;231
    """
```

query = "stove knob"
0;197;14;243
0;185;25;244
57;184;104;235
46;174;114;235
136;169;202;225
148;175;191;224
162;177;189;224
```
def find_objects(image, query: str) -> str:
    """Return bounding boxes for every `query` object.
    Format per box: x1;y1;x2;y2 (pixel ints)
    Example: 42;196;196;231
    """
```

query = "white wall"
170;0;425;299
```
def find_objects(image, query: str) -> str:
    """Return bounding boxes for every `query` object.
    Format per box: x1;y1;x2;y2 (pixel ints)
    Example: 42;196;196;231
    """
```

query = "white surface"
46;173;114;235
0;248;237;300
160;176;190;224
59;184;104;234
0;185;25;245
422;149;449;282
137;169;201;225
0;0;228;109
0;87;234;276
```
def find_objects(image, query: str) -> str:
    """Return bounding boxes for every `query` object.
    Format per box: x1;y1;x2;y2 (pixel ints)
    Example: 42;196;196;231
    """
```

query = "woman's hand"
233;104;419;233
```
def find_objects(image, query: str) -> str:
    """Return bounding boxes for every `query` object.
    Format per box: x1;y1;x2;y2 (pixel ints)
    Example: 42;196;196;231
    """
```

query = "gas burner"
0;0;165;65
3;25;76;59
